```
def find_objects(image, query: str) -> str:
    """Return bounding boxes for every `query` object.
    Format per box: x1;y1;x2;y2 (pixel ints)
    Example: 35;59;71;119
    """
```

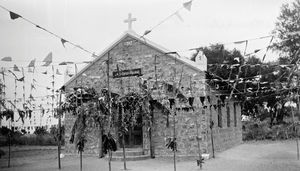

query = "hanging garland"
64;87;118;153
0;109;14;121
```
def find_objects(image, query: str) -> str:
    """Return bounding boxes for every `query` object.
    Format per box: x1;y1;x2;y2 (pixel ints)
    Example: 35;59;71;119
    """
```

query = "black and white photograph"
0;0;300;170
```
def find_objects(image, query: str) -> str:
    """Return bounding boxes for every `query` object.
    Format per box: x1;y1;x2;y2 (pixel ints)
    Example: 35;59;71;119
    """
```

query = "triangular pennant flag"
43;62;52;66
175;11;184;22
28;59;36;67
59;61;74;65
143;30;151;36
31;84;36;90
220;95;226;104
83;61;92;64
59;62;67;65
9;11;21;20
13;65;20;72
233;40;246;44
1;56;12;61
254;49;261;53
42;52;52;66
183;0;193;11
29;94;35;101
56;69;62;75
17;76;24;82
207;96;211;104
61;38;68;47
200;96;205;106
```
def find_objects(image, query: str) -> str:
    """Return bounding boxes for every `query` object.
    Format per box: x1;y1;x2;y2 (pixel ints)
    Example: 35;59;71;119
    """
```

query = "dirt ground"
0;140;299;171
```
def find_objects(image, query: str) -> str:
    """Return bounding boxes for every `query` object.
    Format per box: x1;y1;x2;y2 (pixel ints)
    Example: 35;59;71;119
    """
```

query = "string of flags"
1;55;92;70
142;0;193;37
0;4;100;59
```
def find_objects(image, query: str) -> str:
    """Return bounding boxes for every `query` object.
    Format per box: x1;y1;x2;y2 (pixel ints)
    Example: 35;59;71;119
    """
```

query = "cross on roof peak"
124;13;136;31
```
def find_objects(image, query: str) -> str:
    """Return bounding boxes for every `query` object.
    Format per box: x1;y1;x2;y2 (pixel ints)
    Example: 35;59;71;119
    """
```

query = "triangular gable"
64;31;206;88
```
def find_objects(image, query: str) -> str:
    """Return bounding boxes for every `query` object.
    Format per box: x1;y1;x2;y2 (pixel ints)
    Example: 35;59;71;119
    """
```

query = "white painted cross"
124;13;136;31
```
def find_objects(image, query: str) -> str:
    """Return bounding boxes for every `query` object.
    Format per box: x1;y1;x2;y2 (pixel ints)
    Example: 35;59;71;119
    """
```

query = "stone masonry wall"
206;101;242;155
64;34;207;154
63;34;242;157
152;106;208;157
64;111;102;155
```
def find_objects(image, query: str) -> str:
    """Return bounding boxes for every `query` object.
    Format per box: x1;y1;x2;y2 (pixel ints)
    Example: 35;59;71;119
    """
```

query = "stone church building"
63;28;242;159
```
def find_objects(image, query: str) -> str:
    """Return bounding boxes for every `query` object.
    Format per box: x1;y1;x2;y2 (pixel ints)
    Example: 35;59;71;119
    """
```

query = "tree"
273;0;300;62
191;44;245;83
246;56;262;65
34;127;48;136
191;44;295;125
191;44;244;65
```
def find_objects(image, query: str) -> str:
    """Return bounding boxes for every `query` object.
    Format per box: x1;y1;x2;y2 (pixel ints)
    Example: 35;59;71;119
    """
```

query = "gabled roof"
64;30;205;87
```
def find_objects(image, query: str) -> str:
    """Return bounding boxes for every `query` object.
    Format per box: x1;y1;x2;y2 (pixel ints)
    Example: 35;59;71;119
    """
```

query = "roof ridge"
64;31;206;87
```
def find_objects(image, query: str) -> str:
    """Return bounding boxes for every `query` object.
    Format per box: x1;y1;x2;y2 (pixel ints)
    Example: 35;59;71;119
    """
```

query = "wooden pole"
195;107;202;169
173;106;176;171
80;150;83;171
210;106;215;158
297;138;299;160
120;75;127;170
297;92;300;160
80;78;83;171
150;102;154;158
291;102;299;160
8;78;17;168
8;127;11;167
58;90;62;169
107;52;112;171
172;55;177;171
8;121;11;168
98;97;103;158
121;104;127;170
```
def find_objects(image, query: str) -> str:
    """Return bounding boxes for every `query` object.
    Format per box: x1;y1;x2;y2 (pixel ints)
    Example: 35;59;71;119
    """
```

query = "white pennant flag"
183;0;193;11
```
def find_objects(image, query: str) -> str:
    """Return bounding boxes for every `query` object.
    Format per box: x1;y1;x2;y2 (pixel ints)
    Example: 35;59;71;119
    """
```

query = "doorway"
119;113;143;148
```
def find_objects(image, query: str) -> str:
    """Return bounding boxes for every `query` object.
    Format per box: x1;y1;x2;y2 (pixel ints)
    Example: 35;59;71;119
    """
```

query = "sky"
0;0;294;126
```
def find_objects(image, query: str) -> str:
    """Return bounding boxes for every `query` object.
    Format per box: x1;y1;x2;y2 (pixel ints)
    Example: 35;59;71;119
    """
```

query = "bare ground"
0;140;299;171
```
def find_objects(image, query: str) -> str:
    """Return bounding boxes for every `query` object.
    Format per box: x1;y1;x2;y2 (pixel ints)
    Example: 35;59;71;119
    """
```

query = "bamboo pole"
195;106;202;169
209;106;215;158
107;52;112;171
8;119;11;168
122;105;127;170
57;90;62;169
297;92;300;160
80;78;83;171
120;78;127;170
173;105;176;171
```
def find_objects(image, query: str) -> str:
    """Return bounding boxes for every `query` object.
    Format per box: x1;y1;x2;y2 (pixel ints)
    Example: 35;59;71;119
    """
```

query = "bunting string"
142;0;194;37
262;36;274;61
0;4;99;58
51;65;55;118
22;67;25;103
1;68;6;99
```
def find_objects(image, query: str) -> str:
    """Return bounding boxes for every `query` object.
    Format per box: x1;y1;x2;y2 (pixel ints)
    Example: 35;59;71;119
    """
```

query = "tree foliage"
34;127;48;136
273;0;300;61
190;42;299;125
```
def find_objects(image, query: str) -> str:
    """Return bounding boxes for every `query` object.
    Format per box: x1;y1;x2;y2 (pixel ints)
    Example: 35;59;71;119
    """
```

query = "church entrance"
119;113;143;148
